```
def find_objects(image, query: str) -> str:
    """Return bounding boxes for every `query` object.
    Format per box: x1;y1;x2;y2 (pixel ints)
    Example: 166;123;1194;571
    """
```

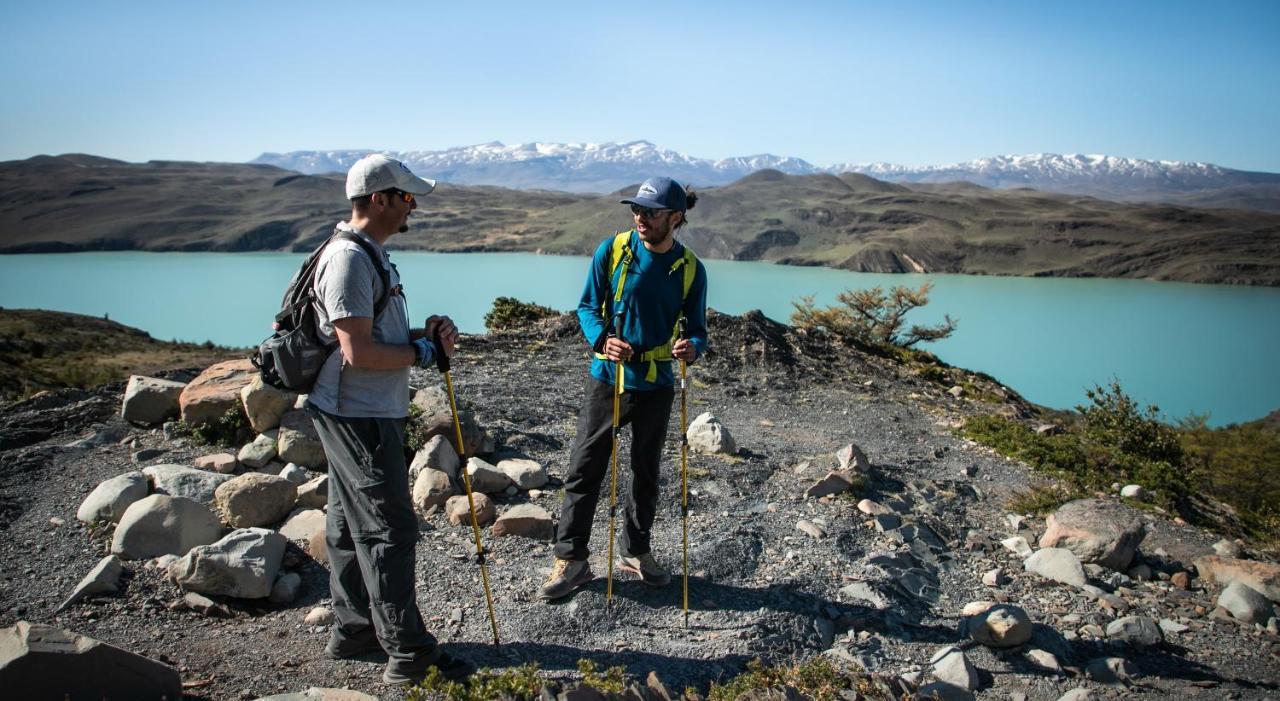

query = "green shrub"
186;406;250;447
708;658;900;701
407;662;544;701
1181;415;1280;541
1006;483;1086;515
791;282;956;349
484;296;559;332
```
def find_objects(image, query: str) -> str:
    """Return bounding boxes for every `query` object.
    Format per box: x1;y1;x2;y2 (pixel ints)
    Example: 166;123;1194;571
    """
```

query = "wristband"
412;337;435;368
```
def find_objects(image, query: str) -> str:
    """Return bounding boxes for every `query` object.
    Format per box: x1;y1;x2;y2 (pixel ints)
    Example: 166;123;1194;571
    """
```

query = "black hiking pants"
553;376;675;561
310;407;437;675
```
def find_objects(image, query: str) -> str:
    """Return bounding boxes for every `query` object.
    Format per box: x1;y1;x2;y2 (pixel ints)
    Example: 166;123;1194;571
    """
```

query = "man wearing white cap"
308;154;471;683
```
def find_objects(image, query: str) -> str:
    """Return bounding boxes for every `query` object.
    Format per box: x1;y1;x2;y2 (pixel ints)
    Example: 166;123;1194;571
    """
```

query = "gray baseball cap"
620;176;688;211
345;154;436;199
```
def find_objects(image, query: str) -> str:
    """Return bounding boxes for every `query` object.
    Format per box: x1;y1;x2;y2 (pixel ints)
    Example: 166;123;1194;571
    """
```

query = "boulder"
270;572;302;604
930;646;977;691
412;468;455;515
194;452;238;474
805;471;856;499
465;457;512;494
111;495;224;560
178;359;256;427
497;458;549;490
1218;581;1275;623
168;528;287;599
276;410;326;469
121;375;186;425
1119;484;1148;501
1024;548;1087;587
446;493;495;526
252;689;379;701
240;375;296;433
297;476;328;509
0;621;181;700
1193;556;1280;603
1024;649;1062;675
143;464;233;504
237;431;279;469
55;555;124;613
411;385;483;458
409;434;460;482
1105;616;1163;648
307;530;328;564
1000;536;1034;558
77;471;149;524
1039;499;1146;571
214;473;297;528
1213;538;1243;558
279;509;327;543
968;604;1033;648
686;412;736;454
491;504;554;540
836;442;871;472
279;463;311;485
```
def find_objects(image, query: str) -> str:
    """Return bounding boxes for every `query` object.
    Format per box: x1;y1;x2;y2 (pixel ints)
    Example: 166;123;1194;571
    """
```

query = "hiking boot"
537;558;593;600
618;551;671;586
325;631;383;660
383;650;474;685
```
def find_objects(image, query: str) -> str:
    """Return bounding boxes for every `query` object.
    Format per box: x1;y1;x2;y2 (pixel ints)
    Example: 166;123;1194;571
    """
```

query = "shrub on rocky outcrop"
790;282;956;350
484;296;559;333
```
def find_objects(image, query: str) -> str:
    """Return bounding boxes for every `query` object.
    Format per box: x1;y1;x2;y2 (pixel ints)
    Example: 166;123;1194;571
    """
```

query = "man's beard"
398;223;409;233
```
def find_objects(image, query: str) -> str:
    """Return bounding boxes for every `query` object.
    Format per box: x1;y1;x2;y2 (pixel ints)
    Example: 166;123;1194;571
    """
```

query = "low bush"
484;296;559;332
791;282;956;350
173;407;250;448
708;658;902;701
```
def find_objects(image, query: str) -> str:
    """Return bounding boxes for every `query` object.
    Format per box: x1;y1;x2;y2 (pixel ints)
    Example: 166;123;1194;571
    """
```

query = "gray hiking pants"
310;407;437;673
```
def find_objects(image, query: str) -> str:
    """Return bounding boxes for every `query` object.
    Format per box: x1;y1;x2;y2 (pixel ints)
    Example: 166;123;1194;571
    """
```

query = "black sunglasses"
384;188;414;204
630;204;669;218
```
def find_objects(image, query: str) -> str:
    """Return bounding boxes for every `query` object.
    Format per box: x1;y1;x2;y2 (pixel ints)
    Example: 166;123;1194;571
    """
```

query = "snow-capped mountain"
252;142;1280;200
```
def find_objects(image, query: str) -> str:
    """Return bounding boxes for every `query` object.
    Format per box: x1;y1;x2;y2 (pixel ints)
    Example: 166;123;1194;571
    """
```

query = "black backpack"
251;229;392;393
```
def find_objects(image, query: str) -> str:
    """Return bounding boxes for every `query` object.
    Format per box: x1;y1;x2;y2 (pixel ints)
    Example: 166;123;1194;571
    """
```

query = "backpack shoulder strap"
333;229;394;317
667;242;698;301
602;230;636;316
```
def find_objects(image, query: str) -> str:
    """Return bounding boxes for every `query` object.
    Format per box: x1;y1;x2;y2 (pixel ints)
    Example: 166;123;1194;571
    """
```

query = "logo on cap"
638;183;658;197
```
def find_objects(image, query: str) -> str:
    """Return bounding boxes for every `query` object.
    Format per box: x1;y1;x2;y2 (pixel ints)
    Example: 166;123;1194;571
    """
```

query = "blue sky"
2;1;1277;170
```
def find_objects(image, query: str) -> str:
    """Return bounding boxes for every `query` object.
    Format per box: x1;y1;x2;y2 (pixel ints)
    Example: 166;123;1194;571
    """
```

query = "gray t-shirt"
306;223;411;418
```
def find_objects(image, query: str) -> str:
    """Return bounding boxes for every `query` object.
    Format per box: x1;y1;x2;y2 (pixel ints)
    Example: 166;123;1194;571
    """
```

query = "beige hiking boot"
618;551;671;586
537;558;593;601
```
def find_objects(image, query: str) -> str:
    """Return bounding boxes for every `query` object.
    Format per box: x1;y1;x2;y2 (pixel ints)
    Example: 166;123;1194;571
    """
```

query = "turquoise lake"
1;251;1277;427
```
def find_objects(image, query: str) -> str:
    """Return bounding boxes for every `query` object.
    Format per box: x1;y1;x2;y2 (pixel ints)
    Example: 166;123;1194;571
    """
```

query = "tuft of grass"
407;663;544;701
1006;483;1085;515
172;406;250;447
708;657;904;701
577;659;627;694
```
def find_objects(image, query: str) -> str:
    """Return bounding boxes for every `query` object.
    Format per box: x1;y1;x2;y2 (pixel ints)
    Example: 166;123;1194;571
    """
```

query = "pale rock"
491;504;554;540
1001;536;1033;559
1034;423;1063;436
214;472;297;528
168;527;287;599
856;499;893;516
111;495;223;560
178;359;256;427
687;412;736;454
304;607;334;626
982;568;1005;587
77;472;148;524
914;681;975;700
143;463;233;504
961;601;996;617
279;509;326;543
148;554;180;571
269;572;302;604
276;410;326;469
1039;498;1146;571
0;621;182;699
279;462;310;485
1085;656;1137;684
1024;648;1061;674
805;471;855;499
181;592;232;617
296;476;328;509
1158;618;1189;634
497;458;549;490
121;375;186;425
446;493;495;526
410;385;483;458
836;443;871;472
1056;690;1096;701
240;375;296;433
930;646;977;690
409;434;460;482
796;519;826;539
1213;538;1243;558
1105;615;1163;648
1193;556;1280;602
464;457;512;494
253;688;380;701
307;530;328;564
237;431;279;469
55;555;124;612
1006;514;1027;531
194;452;237;474
968;604;1033;648
1024;548;1087;587
947;385;964;398
839;582;890;610
412;468;455;515
1218;581;1276;623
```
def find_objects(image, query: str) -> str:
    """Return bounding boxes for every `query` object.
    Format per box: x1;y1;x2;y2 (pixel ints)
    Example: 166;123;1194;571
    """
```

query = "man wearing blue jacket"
540;177;709;601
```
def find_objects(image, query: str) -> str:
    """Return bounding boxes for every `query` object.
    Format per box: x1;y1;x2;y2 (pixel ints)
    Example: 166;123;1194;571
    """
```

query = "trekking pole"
435;330;500;646
677;318;690;627
605;315;624;603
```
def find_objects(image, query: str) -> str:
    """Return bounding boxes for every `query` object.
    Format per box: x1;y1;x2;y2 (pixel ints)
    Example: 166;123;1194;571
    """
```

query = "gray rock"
446;493;495;526
1158;618;1189;635
1039;498;1146;571
1024;648;1061;674
981;568;1005;587
1213;538;1243;558
1024;547;1087;587
497;458;549;490
412;468;455;515
77;471;149;524
279;463;310;485
143;464;234;504
805;470;856;498
214;472;298;528
687;412;736;455
296;475;328;509
132;448;166;463
1001;536;1033;558
269;572;302;604
836;443;871;472
838;581;891;610
168;527;287;599
1119;484;1148;501
0;621;182;699
239;375;295;433
181;591;232;617
1218;581;1276;623
968;604;1033;648
796;519;826;539
193;452;238;474
276;410;327;469
872;513;902;532
121;375;186;425
930;646;977;690
252;689;380;701
55;555;124;612
1085;656;1138;683
111;495;224;560
409;434;460;482
1056;690;1097;701
914;682;975;701
464;457;512;494
279;509;326;543
492;504;554;540
1105;616;1163;648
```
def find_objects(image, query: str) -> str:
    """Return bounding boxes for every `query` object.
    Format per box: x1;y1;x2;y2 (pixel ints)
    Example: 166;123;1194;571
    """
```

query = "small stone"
961;601;995;617
304;606;333;626
1119;484;1148;501
1085;656;1137;684
857;499;893;516
1158;618;1189;635
796;520;826;539
982;568;1005;587
805;471;855;499
1213;538;1243;558
1171;571;1191;589
1105;616;1163;648
835;443;871;472
1001;536;1033;559
1025;648;1062;674
968;604;1033;648
930;646;977;690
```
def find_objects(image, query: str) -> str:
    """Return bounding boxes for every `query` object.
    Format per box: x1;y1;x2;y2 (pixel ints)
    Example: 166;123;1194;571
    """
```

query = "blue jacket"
577;232;709;391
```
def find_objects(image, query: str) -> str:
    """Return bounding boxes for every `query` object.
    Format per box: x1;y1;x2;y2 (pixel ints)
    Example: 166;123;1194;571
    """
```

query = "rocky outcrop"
178;359;256;427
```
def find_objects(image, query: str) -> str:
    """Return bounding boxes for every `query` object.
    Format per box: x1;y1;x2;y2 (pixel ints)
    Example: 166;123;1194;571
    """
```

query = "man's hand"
426;315;459;357
673;338;697;362
603;337;634;362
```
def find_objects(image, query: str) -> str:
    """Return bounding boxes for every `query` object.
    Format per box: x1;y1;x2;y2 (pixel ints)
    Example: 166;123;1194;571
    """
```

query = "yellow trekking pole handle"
678;317;690;627
606;315;623;603
436;332;500;645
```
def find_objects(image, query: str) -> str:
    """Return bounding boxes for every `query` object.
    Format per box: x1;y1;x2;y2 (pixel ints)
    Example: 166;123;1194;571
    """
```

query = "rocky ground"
1;310;1278;700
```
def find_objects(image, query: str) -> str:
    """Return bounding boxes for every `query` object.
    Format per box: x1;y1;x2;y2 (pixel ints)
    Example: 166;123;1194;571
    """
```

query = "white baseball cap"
345;153;436;199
